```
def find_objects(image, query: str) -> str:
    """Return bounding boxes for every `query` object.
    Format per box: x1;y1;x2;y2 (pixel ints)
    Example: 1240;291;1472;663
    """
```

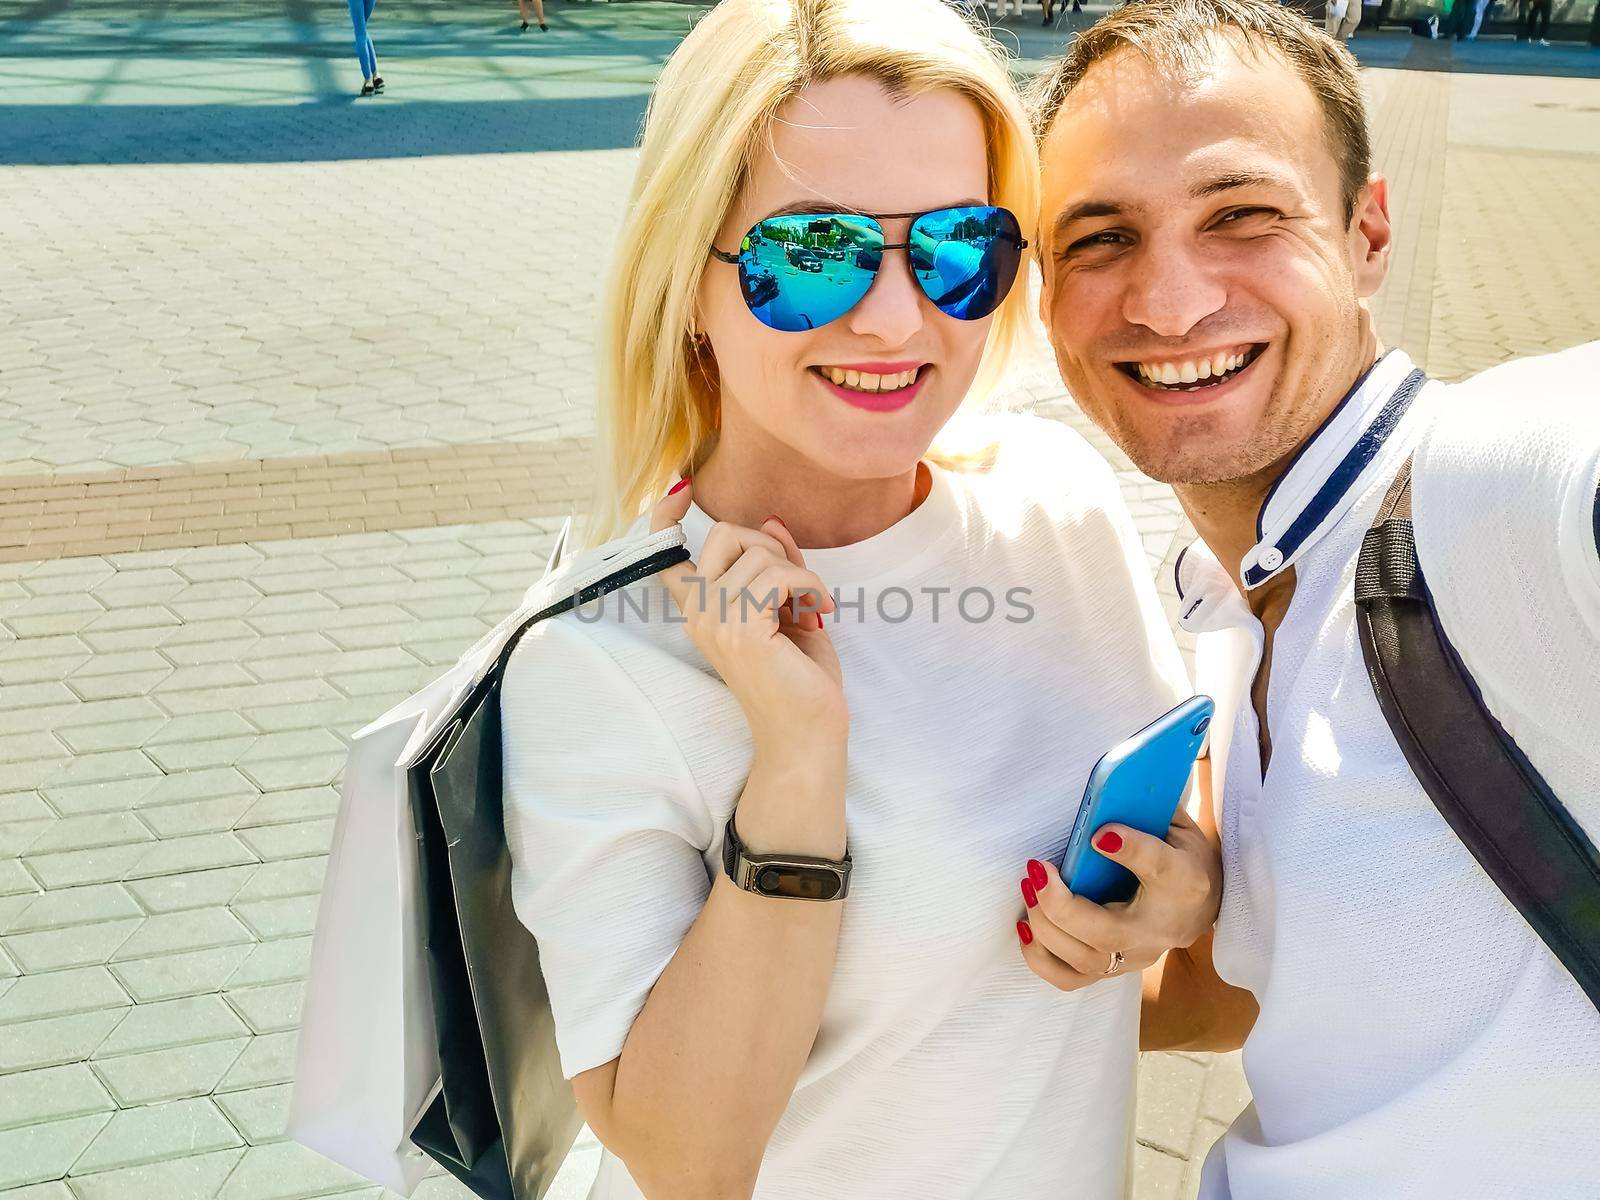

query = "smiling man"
1028;0;1600;1195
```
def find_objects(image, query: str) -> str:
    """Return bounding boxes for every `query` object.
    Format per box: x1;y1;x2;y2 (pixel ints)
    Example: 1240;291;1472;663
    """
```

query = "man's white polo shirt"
1180;344;1600;1198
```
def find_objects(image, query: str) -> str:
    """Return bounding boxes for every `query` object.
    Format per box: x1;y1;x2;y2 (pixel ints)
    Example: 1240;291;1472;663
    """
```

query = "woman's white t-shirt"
501;415;1189;1199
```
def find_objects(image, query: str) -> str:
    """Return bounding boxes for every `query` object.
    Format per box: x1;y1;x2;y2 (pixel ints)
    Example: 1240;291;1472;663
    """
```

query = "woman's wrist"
734;743;848;861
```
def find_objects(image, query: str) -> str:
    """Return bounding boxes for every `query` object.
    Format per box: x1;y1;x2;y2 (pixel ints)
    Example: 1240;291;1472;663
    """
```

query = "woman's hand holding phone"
1018;809;1221;992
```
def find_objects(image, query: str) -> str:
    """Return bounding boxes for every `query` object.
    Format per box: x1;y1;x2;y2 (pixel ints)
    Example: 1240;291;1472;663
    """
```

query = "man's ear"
1351;172;1392;299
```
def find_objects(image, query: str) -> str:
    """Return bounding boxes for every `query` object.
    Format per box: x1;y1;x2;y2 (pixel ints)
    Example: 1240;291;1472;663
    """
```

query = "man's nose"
844;250;926;348
1120;238;1227;339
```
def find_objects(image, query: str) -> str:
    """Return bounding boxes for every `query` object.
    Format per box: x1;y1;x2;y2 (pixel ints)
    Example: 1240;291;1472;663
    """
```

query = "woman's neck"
689;444;931;552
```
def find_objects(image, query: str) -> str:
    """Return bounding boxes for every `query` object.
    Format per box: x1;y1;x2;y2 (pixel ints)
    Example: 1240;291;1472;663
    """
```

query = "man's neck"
1175;467;1282;610
1176;333;1384;617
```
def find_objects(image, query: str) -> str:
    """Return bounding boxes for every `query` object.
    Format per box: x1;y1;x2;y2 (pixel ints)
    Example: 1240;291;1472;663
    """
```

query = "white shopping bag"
287;518;685;1193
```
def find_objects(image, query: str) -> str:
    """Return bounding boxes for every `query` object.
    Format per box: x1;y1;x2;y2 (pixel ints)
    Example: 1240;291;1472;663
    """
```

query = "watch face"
756;865;844;901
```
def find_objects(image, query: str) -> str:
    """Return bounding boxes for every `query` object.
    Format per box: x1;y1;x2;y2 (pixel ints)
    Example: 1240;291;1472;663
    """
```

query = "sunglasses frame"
708;205;1029;330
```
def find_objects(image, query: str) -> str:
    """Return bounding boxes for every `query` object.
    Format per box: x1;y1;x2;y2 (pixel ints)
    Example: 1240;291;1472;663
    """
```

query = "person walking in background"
347;0;381;95
518;0;547;32
1323;0;1360;40
1520;0;1551;42
1465;0;1494;37
1449;0;1491;39
1043;0;1084;26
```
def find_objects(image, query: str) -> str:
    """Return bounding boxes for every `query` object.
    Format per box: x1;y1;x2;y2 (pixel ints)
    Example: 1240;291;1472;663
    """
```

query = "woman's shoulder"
502;529;697;721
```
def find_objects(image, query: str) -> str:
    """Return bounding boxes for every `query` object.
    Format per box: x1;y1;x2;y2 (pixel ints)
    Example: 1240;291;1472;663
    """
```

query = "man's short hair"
1029;0;1372;219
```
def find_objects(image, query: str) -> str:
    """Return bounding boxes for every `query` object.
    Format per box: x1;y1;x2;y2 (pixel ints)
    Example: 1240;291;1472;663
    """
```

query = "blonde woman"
501;1;1222;1196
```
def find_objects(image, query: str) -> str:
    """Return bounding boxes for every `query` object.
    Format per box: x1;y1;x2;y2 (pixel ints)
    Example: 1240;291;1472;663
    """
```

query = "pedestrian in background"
519;0;547;32
1324;0;1360;40
347;0;382;95
1519;0;1551;43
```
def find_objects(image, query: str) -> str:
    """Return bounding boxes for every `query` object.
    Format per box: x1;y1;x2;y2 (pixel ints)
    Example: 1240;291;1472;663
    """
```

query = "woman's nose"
844;249;927;347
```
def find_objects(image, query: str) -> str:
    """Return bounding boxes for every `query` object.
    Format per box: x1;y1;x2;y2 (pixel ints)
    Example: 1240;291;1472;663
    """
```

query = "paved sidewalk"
1;4;1597;1198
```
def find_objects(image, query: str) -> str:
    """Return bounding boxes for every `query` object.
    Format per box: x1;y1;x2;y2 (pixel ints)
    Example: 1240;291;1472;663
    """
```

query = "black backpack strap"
1355;456;1600;1012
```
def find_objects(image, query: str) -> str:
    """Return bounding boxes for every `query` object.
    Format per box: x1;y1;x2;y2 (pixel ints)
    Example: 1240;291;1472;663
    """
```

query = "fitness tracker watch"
721;815;851;901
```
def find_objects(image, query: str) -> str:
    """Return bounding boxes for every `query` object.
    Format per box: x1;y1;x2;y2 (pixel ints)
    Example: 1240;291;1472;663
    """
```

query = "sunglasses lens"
737;215;882;332
908;206;1024;322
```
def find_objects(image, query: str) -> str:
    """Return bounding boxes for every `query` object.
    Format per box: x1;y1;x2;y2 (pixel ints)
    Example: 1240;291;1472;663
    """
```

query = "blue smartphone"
1058;695;1215;906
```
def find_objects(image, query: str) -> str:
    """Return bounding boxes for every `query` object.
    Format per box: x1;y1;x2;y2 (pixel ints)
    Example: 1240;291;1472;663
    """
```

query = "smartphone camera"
1192;716;1212;736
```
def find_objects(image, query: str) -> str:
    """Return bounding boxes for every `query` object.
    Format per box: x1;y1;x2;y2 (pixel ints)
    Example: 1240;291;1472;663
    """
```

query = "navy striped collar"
1237;350;1428;590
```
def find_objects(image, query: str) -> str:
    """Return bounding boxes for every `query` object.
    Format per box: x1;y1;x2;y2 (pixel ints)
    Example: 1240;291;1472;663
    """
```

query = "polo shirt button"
1259;547;1284;571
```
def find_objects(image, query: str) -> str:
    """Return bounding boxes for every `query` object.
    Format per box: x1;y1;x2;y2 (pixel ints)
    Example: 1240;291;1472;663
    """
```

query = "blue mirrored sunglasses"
709;205;1028;333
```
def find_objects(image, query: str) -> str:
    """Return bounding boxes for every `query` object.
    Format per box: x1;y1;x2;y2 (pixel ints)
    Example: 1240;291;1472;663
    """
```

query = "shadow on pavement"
1350;29;1600;77
0;93;650;164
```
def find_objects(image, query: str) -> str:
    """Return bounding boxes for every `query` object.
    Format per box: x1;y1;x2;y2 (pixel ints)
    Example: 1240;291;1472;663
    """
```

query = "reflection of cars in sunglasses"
783;247;827;272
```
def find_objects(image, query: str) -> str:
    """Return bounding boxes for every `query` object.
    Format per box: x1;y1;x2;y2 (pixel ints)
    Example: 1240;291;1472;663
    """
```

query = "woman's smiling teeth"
819;366;920;393
1131;346;1262;391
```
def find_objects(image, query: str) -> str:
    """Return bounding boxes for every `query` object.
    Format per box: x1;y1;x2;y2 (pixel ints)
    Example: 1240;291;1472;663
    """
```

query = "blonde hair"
582;0;1041;548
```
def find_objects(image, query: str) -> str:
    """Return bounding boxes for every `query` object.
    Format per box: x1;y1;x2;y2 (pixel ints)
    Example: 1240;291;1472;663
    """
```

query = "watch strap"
721;815;851;901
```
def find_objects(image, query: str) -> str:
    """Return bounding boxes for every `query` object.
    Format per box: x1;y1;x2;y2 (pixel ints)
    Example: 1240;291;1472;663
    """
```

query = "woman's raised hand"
651;482;847;750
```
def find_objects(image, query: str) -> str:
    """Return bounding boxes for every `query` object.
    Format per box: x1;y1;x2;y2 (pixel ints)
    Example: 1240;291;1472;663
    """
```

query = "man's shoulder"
1417;342;1600;507
1439;340;1600;422
1408;343;1600;781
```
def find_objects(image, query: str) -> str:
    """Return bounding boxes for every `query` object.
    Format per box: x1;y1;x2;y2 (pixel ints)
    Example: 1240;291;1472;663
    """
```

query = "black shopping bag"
404;535;692;1199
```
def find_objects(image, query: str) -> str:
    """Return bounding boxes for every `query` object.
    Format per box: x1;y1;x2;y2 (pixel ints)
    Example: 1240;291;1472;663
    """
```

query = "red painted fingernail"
1027;859;1047;889
1017;920;1033;946
1096;831;1123;854
667;478;690;497
765;514;785;527
1021;879;1038;908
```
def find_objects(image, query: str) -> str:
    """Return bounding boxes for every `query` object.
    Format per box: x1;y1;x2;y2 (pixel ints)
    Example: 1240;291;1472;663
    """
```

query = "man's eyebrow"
1050;200;1125;240
1190;171;1295;198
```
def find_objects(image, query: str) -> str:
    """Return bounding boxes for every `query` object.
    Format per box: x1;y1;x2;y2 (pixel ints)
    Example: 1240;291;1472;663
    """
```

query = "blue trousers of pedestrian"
348;0;377;80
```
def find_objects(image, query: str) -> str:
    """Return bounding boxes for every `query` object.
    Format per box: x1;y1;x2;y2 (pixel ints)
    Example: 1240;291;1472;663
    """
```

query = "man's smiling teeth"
821;366;919;393
1135;349;1253;388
